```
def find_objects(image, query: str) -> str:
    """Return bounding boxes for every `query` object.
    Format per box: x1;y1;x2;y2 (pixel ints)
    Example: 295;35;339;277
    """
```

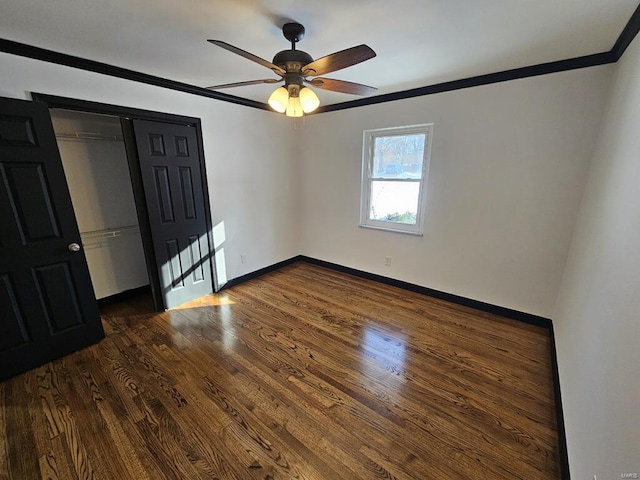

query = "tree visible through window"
360;124;433;234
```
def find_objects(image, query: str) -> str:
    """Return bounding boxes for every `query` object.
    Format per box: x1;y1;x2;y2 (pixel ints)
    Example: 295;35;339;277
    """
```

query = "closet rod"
80;224;139;239
55;131;124;142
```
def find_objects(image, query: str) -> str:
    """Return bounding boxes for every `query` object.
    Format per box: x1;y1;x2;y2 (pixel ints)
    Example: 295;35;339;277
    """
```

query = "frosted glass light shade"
285;96;303;117
268;87;288;113
299;87;320;113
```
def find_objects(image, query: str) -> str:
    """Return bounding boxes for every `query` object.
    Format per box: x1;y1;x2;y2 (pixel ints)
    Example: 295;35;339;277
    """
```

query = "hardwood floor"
0;262;561;479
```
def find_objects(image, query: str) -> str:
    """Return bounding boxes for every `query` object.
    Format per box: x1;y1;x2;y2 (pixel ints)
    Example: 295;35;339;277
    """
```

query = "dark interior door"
0;97;104;382
127;119;213;309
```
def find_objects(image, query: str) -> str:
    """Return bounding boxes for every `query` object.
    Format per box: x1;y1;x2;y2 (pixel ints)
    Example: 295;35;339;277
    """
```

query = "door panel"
0;273;30;351
129;119;213;309
153;166;175;222
179;168;197;219
2;162;61;240
0;97;104;382
33;262;85;332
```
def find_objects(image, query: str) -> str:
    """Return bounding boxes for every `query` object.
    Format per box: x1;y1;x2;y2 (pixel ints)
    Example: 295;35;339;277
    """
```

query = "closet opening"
34;92;217;314
51;109;154;312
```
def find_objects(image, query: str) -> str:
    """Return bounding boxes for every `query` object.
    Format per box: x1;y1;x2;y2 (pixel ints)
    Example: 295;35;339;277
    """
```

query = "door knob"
68;242;81;252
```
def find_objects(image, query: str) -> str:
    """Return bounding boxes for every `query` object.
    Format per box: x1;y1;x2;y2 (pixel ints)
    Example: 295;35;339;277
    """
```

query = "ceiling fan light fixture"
269;83;319;117
285;95;303;118
299;87;320;113
268;86;288;113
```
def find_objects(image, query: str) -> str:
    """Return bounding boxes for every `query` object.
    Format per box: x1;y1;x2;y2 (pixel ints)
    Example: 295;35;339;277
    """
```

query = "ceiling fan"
206;22;377;117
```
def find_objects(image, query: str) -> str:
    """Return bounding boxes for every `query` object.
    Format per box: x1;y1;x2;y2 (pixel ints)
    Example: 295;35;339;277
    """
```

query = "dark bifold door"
0;97;104;382
126;119;213;309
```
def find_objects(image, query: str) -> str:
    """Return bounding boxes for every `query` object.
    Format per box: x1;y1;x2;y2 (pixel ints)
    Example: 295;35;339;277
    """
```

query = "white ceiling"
1;0;638;107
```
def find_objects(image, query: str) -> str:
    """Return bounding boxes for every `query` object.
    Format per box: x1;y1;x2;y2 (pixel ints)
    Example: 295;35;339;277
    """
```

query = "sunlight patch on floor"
170;293;235;310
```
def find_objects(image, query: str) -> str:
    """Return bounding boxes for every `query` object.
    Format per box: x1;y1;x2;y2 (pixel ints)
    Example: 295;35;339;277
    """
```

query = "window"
360;124;433;235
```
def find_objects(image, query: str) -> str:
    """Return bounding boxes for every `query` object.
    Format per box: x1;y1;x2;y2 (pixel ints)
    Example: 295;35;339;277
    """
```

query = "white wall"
297;67;612;317
553;36;640;479
0;52;298;286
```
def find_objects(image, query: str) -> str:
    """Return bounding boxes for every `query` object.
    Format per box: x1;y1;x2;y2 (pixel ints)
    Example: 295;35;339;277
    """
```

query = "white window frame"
360;124;433;235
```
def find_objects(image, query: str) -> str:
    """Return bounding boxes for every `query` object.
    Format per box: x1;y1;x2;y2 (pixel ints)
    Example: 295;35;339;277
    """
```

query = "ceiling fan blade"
302;45;376;76
206;79;281;90
307;78;377;96
207;40;286;76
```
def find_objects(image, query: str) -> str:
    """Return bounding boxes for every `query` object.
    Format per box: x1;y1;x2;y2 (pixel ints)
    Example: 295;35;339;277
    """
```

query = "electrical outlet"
240;254;247;264
385;256;392;266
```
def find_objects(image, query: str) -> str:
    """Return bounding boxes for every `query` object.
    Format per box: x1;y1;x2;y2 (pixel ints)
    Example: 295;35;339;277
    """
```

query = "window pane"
372;134;425;179
369;181;419;224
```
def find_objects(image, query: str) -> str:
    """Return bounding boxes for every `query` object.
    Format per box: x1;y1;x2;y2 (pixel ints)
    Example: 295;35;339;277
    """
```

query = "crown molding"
612;2;640;60
316;51;614;113
0;38;270;111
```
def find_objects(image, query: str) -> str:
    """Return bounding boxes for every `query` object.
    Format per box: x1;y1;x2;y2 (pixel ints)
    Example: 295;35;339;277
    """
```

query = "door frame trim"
32;93;217;311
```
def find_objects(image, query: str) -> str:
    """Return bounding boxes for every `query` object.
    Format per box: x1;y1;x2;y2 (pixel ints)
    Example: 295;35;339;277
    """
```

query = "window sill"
359;224;424;236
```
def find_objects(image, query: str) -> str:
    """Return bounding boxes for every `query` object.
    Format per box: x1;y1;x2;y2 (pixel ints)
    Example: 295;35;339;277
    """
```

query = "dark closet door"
128;119;213;309
0;97;104;382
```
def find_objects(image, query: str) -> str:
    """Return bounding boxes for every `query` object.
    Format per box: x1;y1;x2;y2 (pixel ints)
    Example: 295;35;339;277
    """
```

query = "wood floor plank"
5;378;42;479
38;451;62;480
0;383;8;480
0;262;561;479
47;434;80;480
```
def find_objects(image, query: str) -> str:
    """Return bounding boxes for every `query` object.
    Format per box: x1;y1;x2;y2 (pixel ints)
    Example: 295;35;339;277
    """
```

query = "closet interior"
51;109;149;300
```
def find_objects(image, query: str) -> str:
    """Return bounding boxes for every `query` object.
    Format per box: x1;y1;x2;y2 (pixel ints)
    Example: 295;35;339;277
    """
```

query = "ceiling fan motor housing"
272;50;313;72
272;49;314;90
